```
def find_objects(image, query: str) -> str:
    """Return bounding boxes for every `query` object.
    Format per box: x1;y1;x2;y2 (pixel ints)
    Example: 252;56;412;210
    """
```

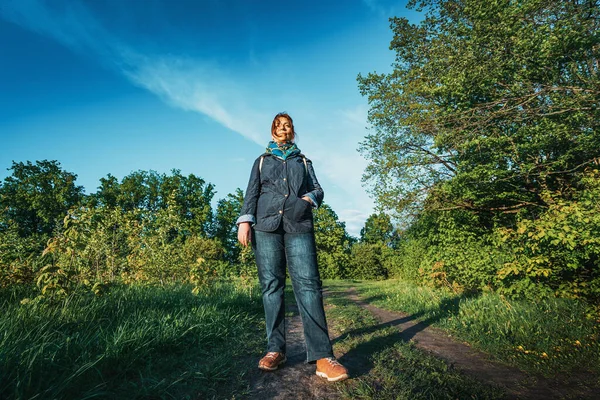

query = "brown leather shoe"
258;352;287;371
316;357;349;382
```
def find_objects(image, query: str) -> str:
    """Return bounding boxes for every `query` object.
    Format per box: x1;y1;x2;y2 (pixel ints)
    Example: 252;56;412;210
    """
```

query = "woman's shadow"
331;290;478;379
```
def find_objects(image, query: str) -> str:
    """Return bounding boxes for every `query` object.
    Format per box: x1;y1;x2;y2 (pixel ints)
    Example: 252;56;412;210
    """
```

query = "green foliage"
92;169;215;236
237;244;258;282
125;202;194;285
357;0;600;301
358;0;600;221
44;207;132;287
385;237;426;283
385;169;600;301
352;213;403;281
313;204;353;279
375;210;502;292
497;169;600;300
0;160;83;236
411;210;507;293
349;242;388;280
0;160;83;290
360;212;400;248
39;200;226;294
212;188;245;263
0;225;44;287
0;165;230;298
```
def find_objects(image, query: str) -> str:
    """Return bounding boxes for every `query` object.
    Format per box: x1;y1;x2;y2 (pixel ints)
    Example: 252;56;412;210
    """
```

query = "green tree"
358;0;600;223
90;174;120;208
360;212;400;248
349;242;388;280
313;204;353;279
94;169;215;235
0;224;41;287
0;160;83;237
212;189;245;263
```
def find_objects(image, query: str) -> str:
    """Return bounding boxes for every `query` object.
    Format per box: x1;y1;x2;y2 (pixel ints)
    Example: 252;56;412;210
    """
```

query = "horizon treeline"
2;0;600;305
0;159;398;299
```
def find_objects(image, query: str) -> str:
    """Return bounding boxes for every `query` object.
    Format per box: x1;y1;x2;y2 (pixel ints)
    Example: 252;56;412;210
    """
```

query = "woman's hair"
271;112;297;142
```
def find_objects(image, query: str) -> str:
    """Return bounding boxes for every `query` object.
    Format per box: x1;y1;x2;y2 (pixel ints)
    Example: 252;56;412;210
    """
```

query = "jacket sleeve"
303;159;324;208
236;157;261;225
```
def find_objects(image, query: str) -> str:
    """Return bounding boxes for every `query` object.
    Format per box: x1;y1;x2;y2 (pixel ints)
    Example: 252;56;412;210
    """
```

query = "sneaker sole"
316;371;349;382
258;355;287;371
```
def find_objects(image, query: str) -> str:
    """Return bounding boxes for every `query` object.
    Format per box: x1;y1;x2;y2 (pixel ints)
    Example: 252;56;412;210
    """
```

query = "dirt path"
244;288;597;400
343;288;597;400
245;302;343;399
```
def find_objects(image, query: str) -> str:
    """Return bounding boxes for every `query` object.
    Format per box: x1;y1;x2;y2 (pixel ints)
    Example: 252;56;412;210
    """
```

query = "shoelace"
265;352;280;360
325;357;341;367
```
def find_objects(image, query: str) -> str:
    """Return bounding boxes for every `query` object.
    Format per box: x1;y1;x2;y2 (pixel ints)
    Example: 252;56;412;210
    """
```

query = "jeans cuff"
267;345;286;354
306;350;334;363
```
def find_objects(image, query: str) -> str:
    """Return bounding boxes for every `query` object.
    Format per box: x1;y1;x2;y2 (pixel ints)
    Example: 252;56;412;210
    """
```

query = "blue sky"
0;0;419;236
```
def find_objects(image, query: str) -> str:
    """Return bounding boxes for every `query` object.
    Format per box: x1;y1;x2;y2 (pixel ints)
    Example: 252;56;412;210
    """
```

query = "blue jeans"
253;226;334;362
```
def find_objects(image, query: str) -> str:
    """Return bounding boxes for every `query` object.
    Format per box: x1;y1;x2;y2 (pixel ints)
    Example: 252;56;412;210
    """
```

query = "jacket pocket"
292;197;312;221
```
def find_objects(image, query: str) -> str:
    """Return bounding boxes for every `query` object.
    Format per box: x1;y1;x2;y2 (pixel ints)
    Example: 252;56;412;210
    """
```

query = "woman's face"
272;116;294;143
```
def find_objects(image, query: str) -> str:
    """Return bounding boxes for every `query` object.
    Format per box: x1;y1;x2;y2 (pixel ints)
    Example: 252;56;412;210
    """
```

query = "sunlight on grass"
344;279;600;376
0;281;264;399
323;282;503;400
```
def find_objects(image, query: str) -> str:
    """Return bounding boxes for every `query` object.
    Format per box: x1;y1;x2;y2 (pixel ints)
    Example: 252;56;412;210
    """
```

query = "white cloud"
362;0;390;17
1;0;377;234
339;104;370;127
1;0;119;62
297;104;376;236
120;54;269;145
338;208;371;238
362;0;409;19
0;0;268;145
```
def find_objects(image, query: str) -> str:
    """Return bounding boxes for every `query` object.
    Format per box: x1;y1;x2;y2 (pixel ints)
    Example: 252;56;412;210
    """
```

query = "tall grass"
0;281;264;399
347;280;600;376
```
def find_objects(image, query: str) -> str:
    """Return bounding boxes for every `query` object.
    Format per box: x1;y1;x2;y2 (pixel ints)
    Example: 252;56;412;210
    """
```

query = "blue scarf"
265;141;301;160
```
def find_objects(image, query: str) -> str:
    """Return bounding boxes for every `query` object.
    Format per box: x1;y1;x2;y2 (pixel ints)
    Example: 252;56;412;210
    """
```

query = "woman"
236;112;349;382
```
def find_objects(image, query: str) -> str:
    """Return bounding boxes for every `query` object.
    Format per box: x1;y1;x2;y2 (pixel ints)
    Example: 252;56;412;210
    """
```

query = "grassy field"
331;279;600;377
0;282;265;399
2;278;598;399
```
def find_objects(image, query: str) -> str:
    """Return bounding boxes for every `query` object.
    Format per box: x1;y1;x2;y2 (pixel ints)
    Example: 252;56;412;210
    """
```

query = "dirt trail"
245;288;597;399
344;288;597;400
245;302;343;399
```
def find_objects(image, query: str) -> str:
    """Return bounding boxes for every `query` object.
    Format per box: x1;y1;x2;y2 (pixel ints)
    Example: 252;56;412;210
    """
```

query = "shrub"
349;242;388;280
0;226;45;287
497;170;600;301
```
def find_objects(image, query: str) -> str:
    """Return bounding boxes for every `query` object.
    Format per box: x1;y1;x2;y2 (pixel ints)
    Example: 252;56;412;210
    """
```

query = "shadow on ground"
331;290;477;379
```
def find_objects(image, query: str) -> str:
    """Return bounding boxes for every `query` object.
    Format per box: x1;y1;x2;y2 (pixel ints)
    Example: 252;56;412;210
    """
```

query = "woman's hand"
302;196;314;206
237;222;252;247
